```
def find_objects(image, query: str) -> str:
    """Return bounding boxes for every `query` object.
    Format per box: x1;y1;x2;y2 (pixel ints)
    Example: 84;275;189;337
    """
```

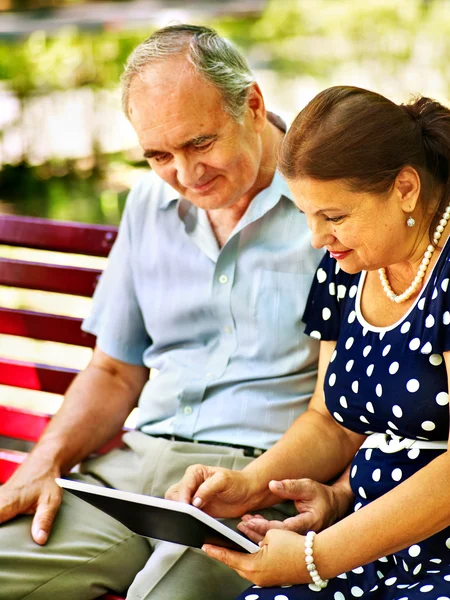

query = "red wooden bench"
0;214;125;600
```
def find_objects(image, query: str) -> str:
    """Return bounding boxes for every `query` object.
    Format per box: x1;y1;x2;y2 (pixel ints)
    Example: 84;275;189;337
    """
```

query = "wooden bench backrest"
0;215;118;394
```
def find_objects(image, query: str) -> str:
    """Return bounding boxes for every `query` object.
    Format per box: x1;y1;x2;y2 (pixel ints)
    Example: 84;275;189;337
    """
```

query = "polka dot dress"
235;246;450;599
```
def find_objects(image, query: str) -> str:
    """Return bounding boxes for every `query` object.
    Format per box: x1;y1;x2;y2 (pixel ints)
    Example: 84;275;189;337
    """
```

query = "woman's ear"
394;166;421;214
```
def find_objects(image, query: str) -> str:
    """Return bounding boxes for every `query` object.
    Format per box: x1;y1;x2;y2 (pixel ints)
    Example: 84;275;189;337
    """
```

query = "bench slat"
0;449;27;483
0;405;52;441
0;215;117;257
0;308;96;347
0;358;78;393
0;258;102;297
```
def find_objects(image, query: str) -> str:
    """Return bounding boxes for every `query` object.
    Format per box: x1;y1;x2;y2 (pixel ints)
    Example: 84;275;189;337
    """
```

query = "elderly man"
0;25;322;600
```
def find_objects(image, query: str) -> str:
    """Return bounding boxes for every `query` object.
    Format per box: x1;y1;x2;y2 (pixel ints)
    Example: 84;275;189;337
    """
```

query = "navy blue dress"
236;242;450;599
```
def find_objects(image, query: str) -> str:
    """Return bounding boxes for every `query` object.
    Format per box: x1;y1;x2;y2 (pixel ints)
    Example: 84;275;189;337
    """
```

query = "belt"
360;432;447;454
155;434;266;458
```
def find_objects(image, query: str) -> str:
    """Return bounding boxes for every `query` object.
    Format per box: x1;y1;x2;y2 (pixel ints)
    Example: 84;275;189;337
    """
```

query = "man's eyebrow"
143;135;217;159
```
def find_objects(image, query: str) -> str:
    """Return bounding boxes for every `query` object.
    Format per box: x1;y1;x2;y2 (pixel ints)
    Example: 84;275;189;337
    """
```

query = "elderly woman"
166;86;450;598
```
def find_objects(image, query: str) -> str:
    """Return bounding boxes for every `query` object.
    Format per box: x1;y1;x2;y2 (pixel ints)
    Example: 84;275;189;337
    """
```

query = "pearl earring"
407;216;415;227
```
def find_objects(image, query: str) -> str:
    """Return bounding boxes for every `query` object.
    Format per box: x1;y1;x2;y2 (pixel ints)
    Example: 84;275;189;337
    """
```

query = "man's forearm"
28;360;145;475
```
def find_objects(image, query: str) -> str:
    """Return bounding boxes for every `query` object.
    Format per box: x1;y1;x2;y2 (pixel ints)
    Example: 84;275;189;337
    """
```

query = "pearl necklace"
378;203;450;303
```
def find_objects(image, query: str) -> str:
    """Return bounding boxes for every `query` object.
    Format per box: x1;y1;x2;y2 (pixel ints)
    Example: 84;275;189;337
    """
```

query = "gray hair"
121;24;256;123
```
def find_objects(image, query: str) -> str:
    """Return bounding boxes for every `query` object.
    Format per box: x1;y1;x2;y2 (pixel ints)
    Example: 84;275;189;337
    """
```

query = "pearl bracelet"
304;531;329;590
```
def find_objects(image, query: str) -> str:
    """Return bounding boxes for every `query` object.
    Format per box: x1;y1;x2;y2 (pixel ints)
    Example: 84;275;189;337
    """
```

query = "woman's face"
289;177;415;274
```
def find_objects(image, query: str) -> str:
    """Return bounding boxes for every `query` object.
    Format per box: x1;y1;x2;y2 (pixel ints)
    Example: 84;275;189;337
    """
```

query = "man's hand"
237;477;353;543
0;462;62;545
203;529;306;587
165;464;263;518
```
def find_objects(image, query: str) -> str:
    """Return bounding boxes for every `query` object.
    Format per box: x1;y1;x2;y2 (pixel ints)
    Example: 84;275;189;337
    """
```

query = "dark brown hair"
279;86;450;240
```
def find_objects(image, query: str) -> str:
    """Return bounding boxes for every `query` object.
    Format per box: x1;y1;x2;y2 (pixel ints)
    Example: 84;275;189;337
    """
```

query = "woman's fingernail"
193;497;203;508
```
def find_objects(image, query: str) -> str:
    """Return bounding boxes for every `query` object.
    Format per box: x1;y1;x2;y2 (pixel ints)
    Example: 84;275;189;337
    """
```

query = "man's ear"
394;166;421;214
246;83;266;133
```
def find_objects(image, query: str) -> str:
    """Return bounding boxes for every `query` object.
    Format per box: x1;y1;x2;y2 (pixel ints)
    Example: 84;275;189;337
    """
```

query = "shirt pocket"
254;269;313;359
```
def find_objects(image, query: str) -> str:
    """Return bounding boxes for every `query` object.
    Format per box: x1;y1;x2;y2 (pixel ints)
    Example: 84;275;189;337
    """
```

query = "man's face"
128;57;264;210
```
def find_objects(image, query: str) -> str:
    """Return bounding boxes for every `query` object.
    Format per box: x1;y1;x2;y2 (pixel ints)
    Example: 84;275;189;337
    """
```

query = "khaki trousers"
0;432;295;600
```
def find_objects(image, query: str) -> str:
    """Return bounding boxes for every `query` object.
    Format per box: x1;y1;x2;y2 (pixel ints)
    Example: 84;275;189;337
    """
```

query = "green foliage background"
0;0;449;223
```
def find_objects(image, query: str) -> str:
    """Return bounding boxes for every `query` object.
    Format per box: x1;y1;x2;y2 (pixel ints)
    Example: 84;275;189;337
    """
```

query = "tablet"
56;478;259;554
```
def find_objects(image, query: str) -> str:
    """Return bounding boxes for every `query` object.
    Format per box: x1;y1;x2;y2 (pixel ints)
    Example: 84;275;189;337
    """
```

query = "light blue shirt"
83;170;322;449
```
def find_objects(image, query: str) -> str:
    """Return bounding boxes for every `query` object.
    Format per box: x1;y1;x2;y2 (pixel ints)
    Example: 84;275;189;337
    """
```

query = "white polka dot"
406;379;420;392
354;502;362;511
436;391;449;405
333;412;344;422
362;327;368;336
310;330;322;340
420;342;432;354
420;584;434;592
418;297;426;311
432;287;438;299
363;345;371;357
376;384;383;397
378;556;388;562
274;596;289;600
444;311;450;325
442;278;449;292
308;583;322;592
425;314;435;328
335;262;340;274
392;468;403;481
367;364;374;377
330;350;337;362
360;416;370;424
408;448;420;459
403;559;409;571
401;321;411;334
408;544;421;557
387;421;398;430
352;380;359;393
358;486;367;499
430;354;443;366
372;468;381;482
366;401;374;413
437;597;450;600
382;344;391;356
348;310;356;323
322;307;332;321
352;566;364;574
346;359;354;372
351;465;358;478
365;449;372;460
446;537;450;549
421;421;436;431
316;268;327;283
351;586;364;597
329;282;336;296
244;595;259;600
349;285;358;298
430;558;442;563
409;338;421;351
385;577;397;586
444;575;450;581
379;331;386;341
389;361;399;374
329;373;336;387
340;396;348;408
392;405;403;418
337;285;347;299
334;593;345;600
345;337;354;350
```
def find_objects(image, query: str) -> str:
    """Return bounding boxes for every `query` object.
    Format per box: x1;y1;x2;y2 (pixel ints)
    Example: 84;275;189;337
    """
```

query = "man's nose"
175;156;205;188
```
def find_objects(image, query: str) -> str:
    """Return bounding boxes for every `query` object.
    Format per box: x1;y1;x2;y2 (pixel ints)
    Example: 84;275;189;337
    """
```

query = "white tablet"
56;478;259;553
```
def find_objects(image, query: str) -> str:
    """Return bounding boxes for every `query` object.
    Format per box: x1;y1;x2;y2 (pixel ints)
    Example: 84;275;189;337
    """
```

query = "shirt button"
184;406;193;415
218;274;228;284
224;325;232;334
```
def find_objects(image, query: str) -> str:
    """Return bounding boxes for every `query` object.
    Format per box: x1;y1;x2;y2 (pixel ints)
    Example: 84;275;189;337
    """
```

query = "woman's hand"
203;529;307;587
237;476;353;543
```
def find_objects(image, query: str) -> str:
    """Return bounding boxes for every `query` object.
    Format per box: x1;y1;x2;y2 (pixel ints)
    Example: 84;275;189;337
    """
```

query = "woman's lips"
329;249;352;260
